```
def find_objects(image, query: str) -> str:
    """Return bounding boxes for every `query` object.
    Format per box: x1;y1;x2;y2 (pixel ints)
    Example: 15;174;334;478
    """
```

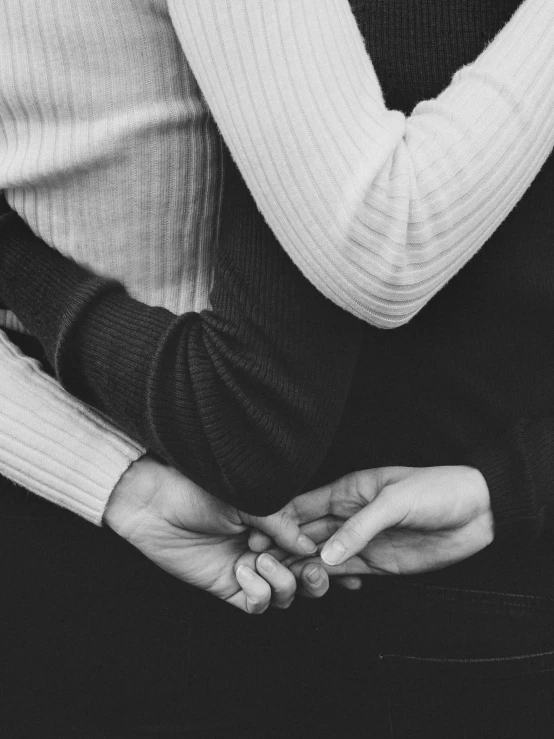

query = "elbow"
369;306;418;330
338;242;440;328
332;268;423;329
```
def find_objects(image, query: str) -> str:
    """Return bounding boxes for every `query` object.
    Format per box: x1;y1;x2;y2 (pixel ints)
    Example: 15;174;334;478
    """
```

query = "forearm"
171;0;554;327
0;202;362;515
0;330;144;524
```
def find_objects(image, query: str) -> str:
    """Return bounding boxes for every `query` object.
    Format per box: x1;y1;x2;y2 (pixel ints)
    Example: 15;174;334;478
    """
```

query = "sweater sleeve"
168;0;554;328
466;418;554;545
0;179;362;515
0;327;144;524
0;196;145;524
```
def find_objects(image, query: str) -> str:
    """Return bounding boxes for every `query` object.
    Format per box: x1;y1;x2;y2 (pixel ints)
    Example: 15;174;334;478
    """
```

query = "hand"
251;466;494;577
104;456;329;613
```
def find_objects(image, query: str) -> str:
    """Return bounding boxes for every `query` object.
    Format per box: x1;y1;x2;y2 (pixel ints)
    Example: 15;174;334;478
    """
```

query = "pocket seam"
378;650;554;665
396;580;554;606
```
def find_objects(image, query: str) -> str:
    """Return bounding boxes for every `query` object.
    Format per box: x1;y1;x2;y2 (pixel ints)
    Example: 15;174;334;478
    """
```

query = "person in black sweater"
2;1;554;737
0;148;362;517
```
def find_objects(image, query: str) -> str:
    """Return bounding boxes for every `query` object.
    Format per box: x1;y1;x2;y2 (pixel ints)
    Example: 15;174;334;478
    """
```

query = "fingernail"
298;534;317;555
322;540;346;566
258;553;276;573
237;565;255;580
306;567;322;585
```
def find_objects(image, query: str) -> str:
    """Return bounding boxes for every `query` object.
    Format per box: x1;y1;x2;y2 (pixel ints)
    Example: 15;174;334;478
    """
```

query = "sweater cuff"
466;422;546;546
0;331;145;525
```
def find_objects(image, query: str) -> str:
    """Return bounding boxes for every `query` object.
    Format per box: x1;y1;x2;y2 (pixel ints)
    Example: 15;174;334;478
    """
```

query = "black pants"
2;474;554;739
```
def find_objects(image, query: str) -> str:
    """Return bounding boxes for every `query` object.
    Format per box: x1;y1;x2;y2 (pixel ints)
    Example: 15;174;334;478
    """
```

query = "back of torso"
0;0;220;329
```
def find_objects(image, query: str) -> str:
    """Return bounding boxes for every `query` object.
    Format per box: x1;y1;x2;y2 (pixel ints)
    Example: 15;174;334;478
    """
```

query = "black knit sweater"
1;0;554;547
314;0;554;550
0;158;361;515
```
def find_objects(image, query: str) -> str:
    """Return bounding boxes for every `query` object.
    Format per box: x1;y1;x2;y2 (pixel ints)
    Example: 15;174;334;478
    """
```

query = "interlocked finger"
248;528;274;553
235;565;273;614
244;508;317;556
299;516;342;544
335;576;363;590
296;562;330;599
248;515;342;555
255;553;297;609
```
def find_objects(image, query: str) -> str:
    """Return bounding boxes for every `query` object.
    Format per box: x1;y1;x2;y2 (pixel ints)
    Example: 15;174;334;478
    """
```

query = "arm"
168;0;554;327
0;185;143;524
0;328;144;524
466;417;554;544
104;455;328;613
0;207;328;601
0;318;327;602
0;0;361;518
259;418;554;577
0;188;362;515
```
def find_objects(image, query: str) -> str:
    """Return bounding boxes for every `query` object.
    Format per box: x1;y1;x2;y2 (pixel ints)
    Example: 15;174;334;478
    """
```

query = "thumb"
241;509;318;557
320;489;405;566
248;529;274;553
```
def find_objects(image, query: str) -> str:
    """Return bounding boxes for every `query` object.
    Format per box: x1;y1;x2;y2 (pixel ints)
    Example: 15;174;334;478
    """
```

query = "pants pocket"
380;645;554;739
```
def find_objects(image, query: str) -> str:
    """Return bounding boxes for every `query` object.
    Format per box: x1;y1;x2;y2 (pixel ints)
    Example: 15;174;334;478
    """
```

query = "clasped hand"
254;465;494;581
105;458;494;615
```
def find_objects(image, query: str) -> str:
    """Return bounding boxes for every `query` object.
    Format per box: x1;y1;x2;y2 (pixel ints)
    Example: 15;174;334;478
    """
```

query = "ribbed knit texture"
11;0;548;537
2;0;554;530
173;0;554;327
0;0;220;315
0;198;362;514
0;328;144;523
0;0;222;516
315;0;554;547
312;177;554;551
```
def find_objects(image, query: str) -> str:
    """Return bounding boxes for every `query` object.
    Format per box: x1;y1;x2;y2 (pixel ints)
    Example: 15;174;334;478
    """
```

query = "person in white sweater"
177;0;554;326
0;0;328;616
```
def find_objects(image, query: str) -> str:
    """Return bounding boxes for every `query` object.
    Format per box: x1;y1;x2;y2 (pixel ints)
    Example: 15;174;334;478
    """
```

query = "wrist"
465;465;491;509
464;465;495;544
103;455;161;538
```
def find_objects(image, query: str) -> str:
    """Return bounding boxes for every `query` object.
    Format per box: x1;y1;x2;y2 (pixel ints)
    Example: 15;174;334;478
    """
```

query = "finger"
248;515;341;553
250;548;327;596
285;485;334;524
256;553;297;609
290;469;382;523
297;563;330;599
243;509;317;557
335;576;363;591
234;565;272;614
320;492;405;567
249;516;342;556
248;529;274;553
299;516;342;544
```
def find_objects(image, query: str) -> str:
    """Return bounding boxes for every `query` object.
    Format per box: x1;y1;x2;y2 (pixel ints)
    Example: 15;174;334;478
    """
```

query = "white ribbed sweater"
0;0;222;521
175;0;554;326
1;0;552;521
